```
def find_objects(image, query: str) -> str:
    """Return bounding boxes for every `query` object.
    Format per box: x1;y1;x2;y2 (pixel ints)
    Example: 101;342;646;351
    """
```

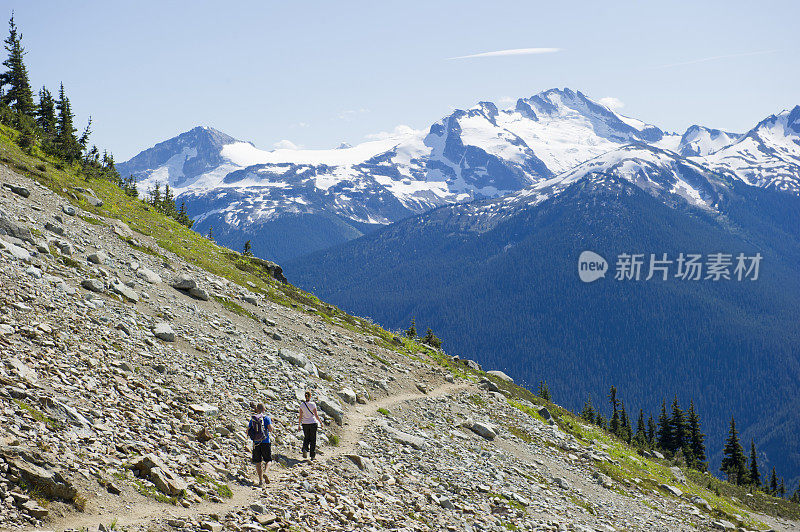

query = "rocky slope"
2;136;800;531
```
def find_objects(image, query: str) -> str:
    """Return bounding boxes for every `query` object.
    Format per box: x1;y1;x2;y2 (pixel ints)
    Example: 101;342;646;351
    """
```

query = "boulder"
0;237;32;261
278;349;318;377
188;287;210;301
338;387;357;405
318;396;344;425
487;370;513;383
538;406;552;421
112;220;133;239
87;251;108;264
188;403;219;417
469;421;499;440
0;209;34;243
61;204;77;216
81;278;105;293
44;221;64;236
21;500;48;518
171;275;197;290
150;466;187;496
109;279;139;302
7;357;38;385
5;456;77;500
136;267;162;284
659;483;683;497
153;322;176;342
2;183;30;198
384;425;426;449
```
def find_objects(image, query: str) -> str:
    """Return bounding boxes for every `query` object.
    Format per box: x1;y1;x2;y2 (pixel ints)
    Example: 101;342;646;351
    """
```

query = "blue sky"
9;1;799;160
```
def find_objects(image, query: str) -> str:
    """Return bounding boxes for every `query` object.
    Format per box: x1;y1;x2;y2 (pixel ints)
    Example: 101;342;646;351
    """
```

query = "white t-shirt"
299;401;318;424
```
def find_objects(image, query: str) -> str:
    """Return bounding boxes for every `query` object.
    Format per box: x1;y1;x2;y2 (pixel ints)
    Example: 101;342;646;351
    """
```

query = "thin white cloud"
365;124;423;141
337;108;370;121
447;47;561;60
598;97;625;111
657;49;779;68
273;139;301;150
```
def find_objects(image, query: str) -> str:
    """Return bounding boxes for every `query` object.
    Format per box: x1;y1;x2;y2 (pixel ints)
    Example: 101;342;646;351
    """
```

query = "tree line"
550;384;800;502
0;12;192;229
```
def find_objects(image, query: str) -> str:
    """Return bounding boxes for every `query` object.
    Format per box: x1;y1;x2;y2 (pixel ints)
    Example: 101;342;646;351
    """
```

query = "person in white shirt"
298;390;322;460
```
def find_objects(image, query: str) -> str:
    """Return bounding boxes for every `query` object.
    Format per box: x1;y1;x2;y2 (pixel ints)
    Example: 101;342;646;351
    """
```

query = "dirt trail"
43;382;472;531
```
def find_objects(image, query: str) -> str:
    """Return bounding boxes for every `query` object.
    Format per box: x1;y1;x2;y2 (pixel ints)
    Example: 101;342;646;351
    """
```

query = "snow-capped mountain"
677;125;741;157
701;106;800;193
118;90;799;261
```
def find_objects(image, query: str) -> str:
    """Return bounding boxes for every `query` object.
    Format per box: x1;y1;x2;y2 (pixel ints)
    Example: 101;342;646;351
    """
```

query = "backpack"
247;414;266;441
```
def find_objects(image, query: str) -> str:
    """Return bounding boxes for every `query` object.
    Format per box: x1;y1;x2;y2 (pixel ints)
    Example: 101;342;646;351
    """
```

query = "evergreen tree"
36;86;56;136
657;400;672;453
619;400;632;443
779;478;786;498
687;400;706;470
720;417;748;485
609;386;620;436
78;116;92;151
647;415;656;447
791;480;800;503
243;239;252;256
148;182;162;207
421;328;442;349
537;380;551;401
769;467;778;495
633;409;647;447
0;13;35;117
748;439;761;487
670;396;688;458
162;184;176;215
207;224;214;241
580;398;595;424
54;83;81;160
175;201;193;227
405;318;417;339
594;413;607;431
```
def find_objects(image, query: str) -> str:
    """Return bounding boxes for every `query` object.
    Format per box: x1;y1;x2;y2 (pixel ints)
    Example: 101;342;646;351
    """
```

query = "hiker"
247;402;273;486
298;390;322;460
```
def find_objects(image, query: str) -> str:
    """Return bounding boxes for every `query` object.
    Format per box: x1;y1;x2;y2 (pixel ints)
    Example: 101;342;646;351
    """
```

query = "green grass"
377;408;390;416
13;398;59;428
78;214;106;226
212;295;258;321
194;474;233;499
328;434;340;446
132;478;178;505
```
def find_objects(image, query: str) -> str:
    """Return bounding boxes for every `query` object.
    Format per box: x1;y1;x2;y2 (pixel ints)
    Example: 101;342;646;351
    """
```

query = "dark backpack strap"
302;401;314;416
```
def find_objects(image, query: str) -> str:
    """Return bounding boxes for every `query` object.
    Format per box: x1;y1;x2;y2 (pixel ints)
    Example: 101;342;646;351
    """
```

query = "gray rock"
670;466;687;484
711;520;735;530
84;194;103;207
553;477;570;490
188;287;210;301
4;456;77;500
54;239;73;255
318;396;344;425
0;237;32;261
243;294;258;305
3;183;30;198
61;204;77;216
470;421;498;440
87;251;108;264
44;221;64;236
112;220;133;239
21;500;48;518
659;483;682;497
136;267;162;284
81;278;105;293
189;403;219;417
150;466;187;496
487;370;513;383
538;406;552;421
278;349;318;377
338;387;357;405
109;279;139;302
153;322;176;342
171;275;197;290
0;209;34;243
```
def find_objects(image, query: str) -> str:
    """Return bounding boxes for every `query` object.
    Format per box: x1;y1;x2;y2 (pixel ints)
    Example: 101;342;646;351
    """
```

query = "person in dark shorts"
247;402;273;486
298;390;322;460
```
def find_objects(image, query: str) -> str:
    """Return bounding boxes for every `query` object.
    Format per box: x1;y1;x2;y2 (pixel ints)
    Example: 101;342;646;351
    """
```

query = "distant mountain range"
120;90;800;483
119;88;800;262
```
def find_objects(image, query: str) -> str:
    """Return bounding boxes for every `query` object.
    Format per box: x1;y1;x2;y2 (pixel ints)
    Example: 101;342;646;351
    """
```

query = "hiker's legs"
255;461;263;486
308;423;317;459
302;423;313;456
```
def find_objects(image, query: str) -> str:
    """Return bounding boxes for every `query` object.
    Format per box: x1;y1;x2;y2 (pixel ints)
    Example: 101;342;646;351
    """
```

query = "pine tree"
633;409;647;447
609;386;620;437
0;13;35;117
537;380;551;402
162;184;176;215
791;480;800;503
594;413;607;431
207;224;214;241
670;396;688;458
243;240;252;256
421;328;442;349
404;318;417;339
54;83;81;161
748;440;761;487
619;400;632;443
769;467;778;495
657;400;672;453
148;182;162;207
687;400;706;470
36;86;56;136
175;201;193;227
720;417;748;485
779;478;786;498
580;398;595;424
647;415;656;447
